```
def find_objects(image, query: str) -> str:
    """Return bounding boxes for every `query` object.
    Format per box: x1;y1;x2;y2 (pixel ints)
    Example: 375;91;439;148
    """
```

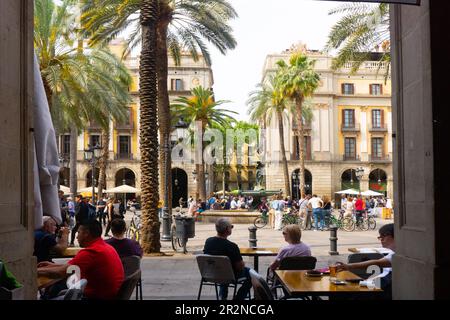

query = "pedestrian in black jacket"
69;195;90;246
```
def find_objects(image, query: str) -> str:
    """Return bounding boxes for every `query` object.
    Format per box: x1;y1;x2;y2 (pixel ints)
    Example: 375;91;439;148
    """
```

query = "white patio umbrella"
361;190;384;197
78;186;100;193
105;184;140;205
59;185;70;195
335;188;360;195
105;184;140;193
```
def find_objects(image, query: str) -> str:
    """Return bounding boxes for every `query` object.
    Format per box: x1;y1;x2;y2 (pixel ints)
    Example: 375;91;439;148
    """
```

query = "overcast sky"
208;0;343;120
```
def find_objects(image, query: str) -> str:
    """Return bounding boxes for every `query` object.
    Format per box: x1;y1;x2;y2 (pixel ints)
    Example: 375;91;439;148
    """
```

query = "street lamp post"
84;144;102;203
162;118;189;241
58;155;69;189
355;167;365;194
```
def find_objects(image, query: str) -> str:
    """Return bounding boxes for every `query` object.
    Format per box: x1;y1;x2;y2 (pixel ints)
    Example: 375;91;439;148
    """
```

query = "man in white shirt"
309;195;324;231
337;223;395;299
230;197;239;210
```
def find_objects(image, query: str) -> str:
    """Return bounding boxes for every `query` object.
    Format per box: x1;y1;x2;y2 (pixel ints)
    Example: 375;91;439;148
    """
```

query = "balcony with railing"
369;123;388;132
369;154;391;162
341;123;361;133
342;154;361;162
115;120;134;131
87;120;102;131
292;121;312;131
342;61;390;72
114;153;135;160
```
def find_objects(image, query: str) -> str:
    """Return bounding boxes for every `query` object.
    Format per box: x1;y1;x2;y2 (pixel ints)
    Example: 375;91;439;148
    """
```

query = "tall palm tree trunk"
97;124;110;198
140;0;161;254
295;96;306;198
277;110;291;197
156;21;172;214
197;123;207;201
69;126;78;199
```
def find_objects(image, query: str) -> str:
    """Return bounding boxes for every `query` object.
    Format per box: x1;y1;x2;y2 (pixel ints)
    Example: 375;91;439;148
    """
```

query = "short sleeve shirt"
276;243;311;261
34;230;57;262
106;238;143;258
203;237;242;273
68;238;124;300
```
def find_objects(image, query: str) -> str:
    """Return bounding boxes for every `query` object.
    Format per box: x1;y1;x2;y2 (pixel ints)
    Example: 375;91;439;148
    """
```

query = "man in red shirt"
355;195;365;226
37;220;124;300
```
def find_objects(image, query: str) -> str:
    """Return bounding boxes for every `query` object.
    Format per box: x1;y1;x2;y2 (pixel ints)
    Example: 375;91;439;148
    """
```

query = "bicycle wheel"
171;226;179;251
357;219;369;231
368;217;376;230
254;217;267;229
343;217;355;232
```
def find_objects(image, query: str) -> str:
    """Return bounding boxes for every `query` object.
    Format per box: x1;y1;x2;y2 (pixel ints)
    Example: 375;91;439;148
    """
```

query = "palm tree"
247;76;292;197
276;53;320;198
81;0;237;213
171;86;237;201
34;0;131;199
138;0;160;253
325;2;390;77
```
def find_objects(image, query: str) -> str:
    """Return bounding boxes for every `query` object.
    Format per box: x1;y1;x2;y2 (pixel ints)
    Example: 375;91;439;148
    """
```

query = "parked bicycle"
126;208;141;241
171;210;195;254
324;210;354;232
254;209;269;229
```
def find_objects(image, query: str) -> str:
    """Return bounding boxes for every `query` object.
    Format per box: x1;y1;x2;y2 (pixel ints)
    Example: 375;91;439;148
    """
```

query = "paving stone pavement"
129;214;393;300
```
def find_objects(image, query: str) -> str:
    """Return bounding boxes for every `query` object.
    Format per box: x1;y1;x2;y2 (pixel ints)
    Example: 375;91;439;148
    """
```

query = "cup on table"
328;259;338;281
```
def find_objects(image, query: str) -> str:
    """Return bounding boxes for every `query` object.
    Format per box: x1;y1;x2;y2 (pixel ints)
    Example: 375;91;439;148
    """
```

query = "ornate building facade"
261;44;393;200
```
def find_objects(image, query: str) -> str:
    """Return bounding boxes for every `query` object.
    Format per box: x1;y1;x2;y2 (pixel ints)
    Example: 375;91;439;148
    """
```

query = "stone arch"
291;168;312;199
115;168;136;187
85;168;100;187
171;168;188;208
340;168;359;190
369;168;388;196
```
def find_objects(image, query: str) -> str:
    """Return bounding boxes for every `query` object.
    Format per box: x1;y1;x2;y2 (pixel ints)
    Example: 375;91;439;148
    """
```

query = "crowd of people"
203;217;394;300
35;191;143;300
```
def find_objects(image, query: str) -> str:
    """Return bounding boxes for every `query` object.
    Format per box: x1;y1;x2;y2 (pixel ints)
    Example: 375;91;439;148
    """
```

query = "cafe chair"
121;255;143;300
63;279;87;300
348;253;384;279
249;269;274;300
116;269;141;300
196;254;248;300
53;276;87;300
267;256;317;299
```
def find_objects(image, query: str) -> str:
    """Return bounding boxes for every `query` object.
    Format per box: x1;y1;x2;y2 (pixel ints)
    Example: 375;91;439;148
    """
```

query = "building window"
293;136;312;160
343;109;355;128
341;83;355;95
118;136;131;158
372;109;383;128
344;138;356;159
372;138;384;158
61;134;70;155
370;84;383;96
171;79;183;91
89;134;101;147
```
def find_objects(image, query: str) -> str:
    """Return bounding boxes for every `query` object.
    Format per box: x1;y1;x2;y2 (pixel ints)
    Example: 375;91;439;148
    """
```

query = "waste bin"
174;216;195;239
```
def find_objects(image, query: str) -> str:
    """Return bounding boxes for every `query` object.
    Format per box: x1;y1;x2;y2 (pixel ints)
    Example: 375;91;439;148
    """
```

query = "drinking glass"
328;259;338;282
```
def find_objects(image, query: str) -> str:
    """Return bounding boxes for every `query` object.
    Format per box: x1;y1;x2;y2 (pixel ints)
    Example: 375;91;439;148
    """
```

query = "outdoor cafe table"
348;247;392;255
37;275;64;290
275;270;383;299
240;248;278;273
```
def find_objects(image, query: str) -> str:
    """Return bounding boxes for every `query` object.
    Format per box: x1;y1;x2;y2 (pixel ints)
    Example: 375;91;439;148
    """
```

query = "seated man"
269;224;311;271
37;220;124;300
34;216;69;263
203;218;251;300
106;218;143;258
336;223;395;298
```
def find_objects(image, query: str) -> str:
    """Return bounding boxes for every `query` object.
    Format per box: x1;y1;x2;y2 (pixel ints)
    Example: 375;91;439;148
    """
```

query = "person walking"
309;194;324;231
272;195;285;231
69;195;90;246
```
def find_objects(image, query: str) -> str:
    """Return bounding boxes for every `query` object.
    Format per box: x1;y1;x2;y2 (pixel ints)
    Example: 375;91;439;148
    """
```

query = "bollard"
329;226;339;255
248;226;258;248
